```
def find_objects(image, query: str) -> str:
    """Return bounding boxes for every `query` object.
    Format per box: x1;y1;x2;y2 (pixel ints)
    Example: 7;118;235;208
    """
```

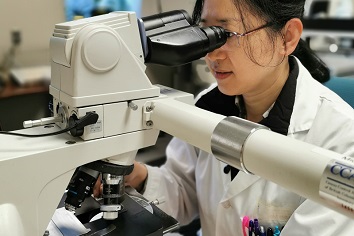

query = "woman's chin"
217;85;238;96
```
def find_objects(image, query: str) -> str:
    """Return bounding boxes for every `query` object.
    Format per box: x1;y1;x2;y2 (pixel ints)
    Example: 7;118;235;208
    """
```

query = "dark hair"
192;0;330;83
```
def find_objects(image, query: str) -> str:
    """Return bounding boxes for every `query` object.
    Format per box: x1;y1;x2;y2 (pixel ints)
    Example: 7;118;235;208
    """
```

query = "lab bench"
0;80;51;131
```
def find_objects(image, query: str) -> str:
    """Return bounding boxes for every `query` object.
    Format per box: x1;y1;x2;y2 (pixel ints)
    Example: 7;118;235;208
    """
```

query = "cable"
0;124;76;138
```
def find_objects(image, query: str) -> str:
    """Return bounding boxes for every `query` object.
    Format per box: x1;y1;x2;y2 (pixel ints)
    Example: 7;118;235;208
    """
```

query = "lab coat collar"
288;56;321;134
259;56;298;135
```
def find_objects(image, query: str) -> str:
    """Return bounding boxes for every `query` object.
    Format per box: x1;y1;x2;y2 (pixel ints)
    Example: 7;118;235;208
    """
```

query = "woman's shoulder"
292;62;354;153
290;59;353;136
305;96;354;155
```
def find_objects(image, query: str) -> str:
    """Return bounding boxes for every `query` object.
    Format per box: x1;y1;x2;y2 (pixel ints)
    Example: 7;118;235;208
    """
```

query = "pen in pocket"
248;220;254;236
266;227;273;236
274;225;281;236
254;218;259;235
259;226;266;236
242;216;250;236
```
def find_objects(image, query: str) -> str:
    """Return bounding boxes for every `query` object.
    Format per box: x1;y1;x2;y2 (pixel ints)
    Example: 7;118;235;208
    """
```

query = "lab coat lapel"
220;171;260;202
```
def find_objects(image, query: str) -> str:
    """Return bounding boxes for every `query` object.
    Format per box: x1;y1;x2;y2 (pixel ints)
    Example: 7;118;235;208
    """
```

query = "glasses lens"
223;32;241;50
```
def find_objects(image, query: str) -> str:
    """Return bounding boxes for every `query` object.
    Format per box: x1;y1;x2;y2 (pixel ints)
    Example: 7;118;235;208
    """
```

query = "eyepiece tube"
139;9;228;66
145;25;227;66
142;9;192;32
201;26;228;53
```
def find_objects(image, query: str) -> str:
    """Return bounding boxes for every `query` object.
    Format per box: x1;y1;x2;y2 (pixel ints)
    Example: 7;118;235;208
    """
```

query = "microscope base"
85;194;164;236
57;192;178;236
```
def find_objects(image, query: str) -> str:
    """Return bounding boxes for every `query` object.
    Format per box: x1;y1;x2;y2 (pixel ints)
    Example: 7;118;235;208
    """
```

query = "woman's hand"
124;161;148;192
93;174;103;198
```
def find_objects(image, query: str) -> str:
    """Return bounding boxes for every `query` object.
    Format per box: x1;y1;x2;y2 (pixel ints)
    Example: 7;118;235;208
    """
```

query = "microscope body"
50;11;159;221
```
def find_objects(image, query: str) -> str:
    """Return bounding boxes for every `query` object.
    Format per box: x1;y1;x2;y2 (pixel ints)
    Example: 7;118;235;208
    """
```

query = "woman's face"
201;0;284;96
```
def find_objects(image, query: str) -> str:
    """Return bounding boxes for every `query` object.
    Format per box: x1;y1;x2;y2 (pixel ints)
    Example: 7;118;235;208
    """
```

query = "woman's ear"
280;18;303;56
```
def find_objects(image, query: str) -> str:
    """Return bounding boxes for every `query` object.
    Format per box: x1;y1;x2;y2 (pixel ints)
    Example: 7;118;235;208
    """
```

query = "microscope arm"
0;126;160;236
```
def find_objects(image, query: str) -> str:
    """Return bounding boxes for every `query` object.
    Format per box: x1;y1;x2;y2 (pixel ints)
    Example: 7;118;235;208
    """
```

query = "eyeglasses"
224;22;273;47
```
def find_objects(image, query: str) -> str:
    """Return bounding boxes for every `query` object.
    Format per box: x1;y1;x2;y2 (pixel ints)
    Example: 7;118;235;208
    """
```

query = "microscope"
0;9;354;236
52;9;227;224
0;10;227;236
50;8;227;229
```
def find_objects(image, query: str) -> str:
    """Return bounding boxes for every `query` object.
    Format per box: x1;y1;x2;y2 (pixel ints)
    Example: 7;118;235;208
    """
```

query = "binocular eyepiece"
140;10;228;66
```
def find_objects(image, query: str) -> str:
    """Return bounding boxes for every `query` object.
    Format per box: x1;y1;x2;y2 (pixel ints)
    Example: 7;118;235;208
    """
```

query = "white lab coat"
142;57;354;235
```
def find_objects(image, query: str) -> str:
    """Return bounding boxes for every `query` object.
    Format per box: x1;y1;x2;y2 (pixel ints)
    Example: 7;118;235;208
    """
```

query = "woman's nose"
206;47;227;62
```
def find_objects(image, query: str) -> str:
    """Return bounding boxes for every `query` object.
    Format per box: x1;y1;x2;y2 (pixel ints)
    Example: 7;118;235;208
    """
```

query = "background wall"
142;0;195;16
0;0;65;67
0;0;196;61
0;1;65;130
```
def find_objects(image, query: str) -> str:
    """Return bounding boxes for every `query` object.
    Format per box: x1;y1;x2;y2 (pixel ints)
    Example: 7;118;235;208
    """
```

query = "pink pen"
242;216;250;236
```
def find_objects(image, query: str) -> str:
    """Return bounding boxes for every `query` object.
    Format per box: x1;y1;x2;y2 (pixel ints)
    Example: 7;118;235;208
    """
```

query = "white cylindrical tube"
243;128;354;219
150;99;354;218
150;98;225;153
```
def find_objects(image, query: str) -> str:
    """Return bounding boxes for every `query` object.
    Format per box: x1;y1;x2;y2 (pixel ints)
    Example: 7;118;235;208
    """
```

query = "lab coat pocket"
257;199;295;227
256;183;305;227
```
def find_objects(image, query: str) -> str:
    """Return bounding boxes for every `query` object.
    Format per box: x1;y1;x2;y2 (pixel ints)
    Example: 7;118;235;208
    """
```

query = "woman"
119;0;354;235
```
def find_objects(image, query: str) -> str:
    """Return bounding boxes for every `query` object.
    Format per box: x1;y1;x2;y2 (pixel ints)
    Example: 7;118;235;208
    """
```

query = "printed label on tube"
320;159;354;214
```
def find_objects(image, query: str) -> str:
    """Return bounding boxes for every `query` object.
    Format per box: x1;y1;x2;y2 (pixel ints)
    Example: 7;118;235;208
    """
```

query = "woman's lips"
214;71;232;80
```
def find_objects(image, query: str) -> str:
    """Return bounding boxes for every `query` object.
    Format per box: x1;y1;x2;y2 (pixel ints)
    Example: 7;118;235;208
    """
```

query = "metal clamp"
211;116;269;174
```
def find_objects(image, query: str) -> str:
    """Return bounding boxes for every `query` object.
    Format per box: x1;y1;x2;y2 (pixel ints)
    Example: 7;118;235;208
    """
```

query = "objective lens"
100;174;125;220
65;166;100;211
